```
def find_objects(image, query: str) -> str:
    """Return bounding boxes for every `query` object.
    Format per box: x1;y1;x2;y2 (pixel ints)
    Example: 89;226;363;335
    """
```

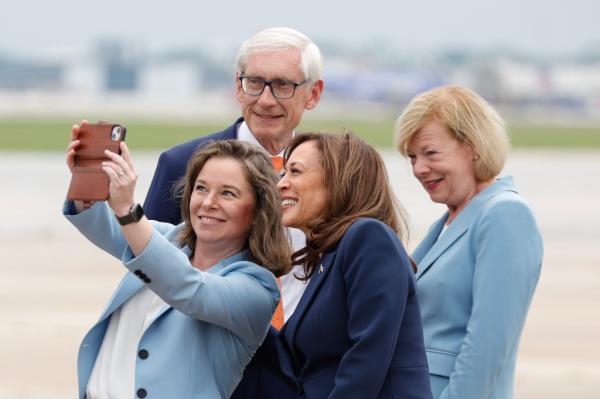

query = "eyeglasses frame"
238;74;309;99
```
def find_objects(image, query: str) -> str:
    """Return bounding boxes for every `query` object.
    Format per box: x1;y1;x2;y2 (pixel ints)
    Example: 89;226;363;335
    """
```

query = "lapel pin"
319;264;324;274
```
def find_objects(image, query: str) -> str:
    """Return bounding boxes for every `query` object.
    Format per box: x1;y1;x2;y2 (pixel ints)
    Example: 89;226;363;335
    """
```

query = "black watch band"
116;203;145;225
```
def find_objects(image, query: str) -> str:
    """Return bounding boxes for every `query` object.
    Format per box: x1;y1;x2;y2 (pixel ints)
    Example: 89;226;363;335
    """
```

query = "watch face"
117;203;144;225
131;203;144;221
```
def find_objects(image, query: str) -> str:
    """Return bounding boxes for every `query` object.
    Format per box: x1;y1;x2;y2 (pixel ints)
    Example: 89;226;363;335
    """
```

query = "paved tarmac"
0;149;598;398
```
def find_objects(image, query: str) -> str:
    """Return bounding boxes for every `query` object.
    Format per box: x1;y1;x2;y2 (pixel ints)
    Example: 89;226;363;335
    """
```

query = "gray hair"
235;27;323;82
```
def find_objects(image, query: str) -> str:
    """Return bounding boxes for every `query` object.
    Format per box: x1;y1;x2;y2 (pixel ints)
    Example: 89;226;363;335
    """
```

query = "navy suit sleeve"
328;220;414;399
143;122;239;224
250;327;297;388
144;149;186;224
252;327;283;371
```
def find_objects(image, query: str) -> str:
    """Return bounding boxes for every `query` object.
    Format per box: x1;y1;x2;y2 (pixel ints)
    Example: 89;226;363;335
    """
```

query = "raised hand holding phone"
102;142;138;217
66;121;127;202
66;122;152;256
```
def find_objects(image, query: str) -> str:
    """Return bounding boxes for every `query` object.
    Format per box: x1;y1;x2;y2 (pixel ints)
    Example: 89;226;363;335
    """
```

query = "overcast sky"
2;0;599;58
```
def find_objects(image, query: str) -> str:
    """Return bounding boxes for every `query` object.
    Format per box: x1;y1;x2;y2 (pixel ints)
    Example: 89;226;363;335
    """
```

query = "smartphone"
67;122;127;201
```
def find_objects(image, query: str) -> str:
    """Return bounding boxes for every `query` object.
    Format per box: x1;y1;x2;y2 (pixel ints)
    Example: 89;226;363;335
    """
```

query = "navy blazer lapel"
282;251;337;359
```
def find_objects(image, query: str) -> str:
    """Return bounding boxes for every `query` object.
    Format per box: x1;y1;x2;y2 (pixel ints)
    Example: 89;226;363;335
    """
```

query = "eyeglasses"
239;75;308;99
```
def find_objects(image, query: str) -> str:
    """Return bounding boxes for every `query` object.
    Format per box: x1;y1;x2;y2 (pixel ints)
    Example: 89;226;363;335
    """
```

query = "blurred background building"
1;38;600;121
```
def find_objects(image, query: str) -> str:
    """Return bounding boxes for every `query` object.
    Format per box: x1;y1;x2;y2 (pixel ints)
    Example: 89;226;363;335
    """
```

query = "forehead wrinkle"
409;133;438;151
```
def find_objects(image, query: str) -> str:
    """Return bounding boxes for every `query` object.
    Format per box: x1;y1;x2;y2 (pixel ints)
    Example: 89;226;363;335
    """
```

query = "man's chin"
250;125;284;139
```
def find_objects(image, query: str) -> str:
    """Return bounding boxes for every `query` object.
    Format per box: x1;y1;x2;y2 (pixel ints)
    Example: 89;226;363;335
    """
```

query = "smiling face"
407;119;480;214
236;48;322;150
276;140;329;233
189;157;256;252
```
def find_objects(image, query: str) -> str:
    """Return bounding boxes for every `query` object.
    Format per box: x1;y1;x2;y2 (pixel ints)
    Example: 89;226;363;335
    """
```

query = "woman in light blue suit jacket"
64;129;291;399
394;85;543;399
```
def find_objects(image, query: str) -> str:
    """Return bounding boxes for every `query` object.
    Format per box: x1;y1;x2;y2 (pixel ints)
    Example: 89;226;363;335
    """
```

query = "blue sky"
1;0;599;57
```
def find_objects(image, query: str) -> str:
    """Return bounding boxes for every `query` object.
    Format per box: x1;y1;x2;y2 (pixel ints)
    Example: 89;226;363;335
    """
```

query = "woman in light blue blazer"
63;126;291;399
394;85;543;399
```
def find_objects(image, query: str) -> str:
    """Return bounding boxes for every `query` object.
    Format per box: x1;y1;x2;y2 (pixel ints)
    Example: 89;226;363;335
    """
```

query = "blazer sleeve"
250;327;298;388
122;231;279;346
63;200;131;259
64;201;278;346
327;220;413;399
440;197;543;399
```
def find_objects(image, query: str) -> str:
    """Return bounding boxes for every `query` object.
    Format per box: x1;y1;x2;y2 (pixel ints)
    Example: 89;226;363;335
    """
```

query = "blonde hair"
394;85;509;181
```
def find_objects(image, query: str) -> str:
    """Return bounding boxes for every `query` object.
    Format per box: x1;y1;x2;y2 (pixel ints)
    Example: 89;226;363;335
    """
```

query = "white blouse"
86;286;167;399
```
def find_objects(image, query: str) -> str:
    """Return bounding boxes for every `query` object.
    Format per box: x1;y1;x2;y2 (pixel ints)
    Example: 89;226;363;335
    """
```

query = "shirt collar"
237;121;292;157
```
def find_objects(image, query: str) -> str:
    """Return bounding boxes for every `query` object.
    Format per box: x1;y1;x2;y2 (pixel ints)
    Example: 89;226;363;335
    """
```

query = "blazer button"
144;277;152;283
138;349;149;359
134;269;142;276
136;388;147;398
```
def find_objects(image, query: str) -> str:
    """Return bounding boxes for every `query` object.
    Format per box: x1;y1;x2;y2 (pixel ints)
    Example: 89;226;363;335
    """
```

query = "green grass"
298;119;399;148
508;125;600;148
0;117;599;150
0;118;230;151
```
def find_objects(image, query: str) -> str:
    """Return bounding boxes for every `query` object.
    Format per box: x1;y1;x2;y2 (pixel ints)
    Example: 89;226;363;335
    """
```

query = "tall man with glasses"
143;27;324;398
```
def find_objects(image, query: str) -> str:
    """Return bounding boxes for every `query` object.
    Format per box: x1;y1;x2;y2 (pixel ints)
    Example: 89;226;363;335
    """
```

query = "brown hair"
177;140;291;277
394;85;509;181
285;132;410;279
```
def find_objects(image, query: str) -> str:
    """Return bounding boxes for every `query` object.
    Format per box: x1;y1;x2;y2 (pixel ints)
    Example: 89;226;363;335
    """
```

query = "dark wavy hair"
177;140;291;277
284;132;410;280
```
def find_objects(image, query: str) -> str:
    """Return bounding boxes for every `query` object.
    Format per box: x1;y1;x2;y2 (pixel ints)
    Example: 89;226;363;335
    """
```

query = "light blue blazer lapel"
281;251;336;373
415;215;469;280
78;272;145;398
412;215;447;265
98;272;144;323
415;176;517;281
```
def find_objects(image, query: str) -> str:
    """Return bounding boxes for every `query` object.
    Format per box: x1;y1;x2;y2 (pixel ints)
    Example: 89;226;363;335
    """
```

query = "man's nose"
257;84;278;106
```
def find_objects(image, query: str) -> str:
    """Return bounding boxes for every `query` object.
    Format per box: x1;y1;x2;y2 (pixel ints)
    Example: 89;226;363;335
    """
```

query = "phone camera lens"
111;126;122;141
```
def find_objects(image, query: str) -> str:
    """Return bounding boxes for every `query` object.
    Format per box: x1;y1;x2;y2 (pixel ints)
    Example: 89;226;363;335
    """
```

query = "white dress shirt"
238;121;309;321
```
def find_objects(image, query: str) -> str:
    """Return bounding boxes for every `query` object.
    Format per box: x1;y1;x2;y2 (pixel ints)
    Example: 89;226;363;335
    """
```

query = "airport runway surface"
1;149;598;398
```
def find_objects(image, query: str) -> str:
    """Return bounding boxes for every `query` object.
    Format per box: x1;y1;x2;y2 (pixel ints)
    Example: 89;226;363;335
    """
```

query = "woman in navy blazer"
263;132;431;398
64;129;291;398
395;85;543;398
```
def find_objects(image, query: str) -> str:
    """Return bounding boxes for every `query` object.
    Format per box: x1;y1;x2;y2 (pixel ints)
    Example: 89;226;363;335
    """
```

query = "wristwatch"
116;203;145;225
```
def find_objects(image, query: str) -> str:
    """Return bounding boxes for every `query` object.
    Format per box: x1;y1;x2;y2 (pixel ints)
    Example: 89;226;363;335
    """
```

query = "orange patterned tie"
270;156;285;330
270;155;284;173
